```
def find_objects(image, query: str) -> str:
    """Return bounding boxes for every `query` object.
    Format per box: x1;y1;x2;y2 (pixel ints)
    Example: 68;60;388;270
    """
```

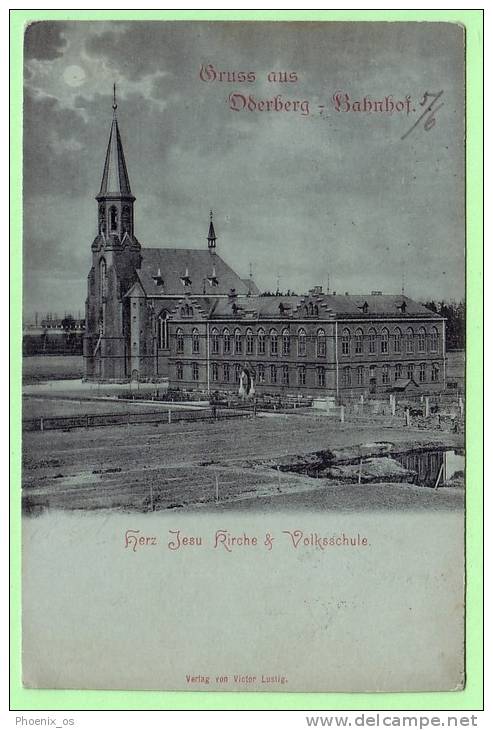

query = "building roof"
241;278;260;295
135;248;251;297
98;114;133;199
206;294;442;320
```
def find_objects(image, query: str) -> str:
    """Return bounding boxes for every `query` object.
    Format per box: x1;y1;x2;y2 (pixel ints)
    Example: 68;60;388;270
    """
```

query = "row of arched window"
176;361;328;387
170;327;328;357
341;362;441;387
341;326;439;355
173;361;442;387
159;325;440;356
157;320;441;359
98;205;132;235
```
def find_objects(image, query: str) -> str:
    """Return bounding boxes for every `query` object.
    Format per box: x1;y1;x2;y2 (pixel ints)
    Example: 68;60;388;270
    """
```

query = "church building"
84;98;447;399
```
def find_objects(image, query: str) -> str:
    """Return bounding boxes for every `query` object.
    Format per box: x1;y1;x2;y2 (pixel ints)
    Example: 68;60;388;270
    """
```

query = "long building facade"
84;101;446;399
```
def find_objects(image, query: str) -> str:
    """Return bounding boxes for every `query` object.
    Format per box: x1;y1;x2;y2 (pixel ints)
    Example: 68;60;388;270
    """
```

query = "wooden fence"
23;407;250;432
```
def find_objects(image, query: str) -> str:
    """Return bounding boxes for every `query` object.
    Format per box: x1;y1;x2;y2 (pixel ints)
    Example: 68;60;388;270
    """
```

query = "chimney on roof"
332;291;336;295
345;291;349;296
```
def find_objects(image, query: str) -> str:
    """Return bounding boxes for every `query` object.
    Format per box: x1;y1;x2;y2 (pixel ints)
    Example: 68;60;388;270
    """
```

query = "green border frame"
10;8;483;712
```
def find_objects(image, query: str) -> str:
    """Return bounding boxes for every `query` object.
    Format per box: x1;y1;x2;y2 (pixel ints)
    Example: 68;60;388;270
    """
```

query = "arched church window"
234;328;242;354
99;204;106;234
211;328;219;354
298;328;306;356
192;328;200;354
257;328;266;355
109;206;118;232
122;205;131;233
89;268;95;295
223;328;231;354
99;258;107;300
176;328;184;354
158;311;169;349
282;328;290;356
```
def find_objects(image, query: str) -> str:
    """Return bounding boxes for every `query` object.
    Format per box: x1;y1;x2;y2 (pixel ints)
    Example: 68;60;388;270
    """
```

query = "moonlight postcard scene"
22;20;466;693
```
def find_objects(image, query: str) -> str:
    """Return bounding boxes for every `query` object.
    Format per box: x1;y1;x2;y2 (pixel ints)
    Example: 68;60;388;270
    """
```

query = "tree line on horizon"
422;299;465;350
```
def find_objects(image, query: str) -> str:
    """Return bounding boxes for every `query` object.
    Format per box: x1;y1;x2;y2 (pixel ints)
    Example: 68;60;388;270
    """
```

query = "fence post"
425;396;430;418
340;405;345;423
168;409;172;424
434;463;444;490
150;483;154;511
459;396;463;418
215;474;219;504
40;417;44;432
405;408;410;427
358;458;362;484
391;394;396;417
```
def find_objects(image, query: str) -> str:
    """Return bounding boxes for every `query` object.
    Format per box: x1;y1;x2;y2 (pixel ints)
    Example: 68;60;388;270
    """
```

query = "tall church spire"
96;87;136;241
98;85;134;199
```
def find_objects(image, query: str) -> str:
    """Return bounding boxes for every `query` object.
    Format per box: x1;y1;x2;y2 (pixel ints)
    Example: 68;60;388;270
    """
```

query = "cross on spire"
112;83;117;115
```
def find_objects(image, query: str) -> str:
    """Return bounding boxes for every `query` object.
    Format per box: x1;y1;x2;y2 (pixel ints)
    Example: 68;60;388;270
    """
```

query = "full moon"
63;65;86;87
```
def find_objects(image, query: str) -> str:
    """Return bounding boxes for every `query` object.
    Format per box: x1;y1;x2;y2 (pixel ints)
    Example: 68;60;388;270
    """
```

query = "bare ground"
22;412;464;513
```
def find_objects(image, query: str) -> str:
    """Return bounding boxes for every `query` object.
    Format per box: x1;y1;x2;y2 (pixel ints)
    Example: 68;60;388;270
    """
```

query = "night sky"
23;21;465;318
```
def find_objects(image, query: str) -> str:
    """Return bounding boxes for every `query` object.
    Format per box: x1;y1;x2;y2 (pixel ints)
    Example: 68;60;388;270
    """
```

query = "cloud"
22;20;465;315
24;21;67;60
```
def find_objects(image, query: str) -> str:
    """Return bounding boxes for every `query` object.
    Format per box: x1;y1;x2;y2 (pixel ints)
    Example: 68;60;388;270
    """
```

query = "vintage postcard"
19;17;472;694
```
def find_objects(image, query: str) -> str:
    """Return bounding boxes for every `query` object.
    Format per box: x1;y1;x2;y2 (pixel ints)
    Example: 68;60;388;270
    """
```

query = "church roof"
98;114;133;198
135;249;251;297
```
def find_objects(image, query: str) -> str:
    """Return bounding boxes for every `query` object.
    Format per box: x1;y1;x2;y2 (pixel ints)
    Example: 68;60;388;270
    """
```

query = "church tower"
84;87;141;380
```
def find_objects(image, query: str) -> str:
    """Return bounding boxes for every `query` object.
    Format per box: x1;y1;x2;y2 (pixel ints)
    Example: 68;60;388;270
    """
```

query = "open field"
23;355;84;383
22;396;209;420
22;410;464;513
23;396;176;419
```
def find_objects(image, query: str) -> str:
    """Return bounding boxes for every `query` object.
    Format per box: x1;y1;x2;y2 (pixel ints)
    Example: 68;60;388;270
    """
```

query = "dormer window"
207;264;219;287
153;267;164;287
180;304;193;317
181;267;192;286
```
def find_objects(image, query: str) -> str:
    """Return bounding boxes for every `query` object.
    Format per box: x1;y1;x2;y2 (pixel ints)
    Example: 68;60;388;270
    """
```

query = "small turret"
207;210;217;252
